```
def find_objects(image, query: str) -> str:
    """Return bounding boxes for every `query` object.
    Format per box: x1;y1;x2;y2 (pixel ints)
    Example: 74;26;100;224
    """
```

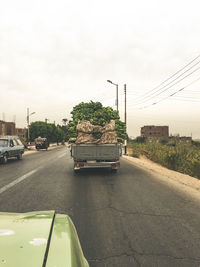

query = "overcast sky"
0;0;200;138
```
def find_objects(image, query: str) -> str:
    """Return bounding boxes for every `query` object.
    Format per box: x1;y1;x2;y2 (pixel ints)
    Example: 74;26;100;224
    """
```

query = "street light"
27;108;36;144
107;80;118;113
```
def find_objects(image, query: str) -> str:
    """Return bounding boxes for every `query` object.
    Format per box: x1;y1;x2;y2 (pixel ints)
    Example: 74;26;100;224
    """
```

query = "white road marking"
57;153;66;159
0;169;38;195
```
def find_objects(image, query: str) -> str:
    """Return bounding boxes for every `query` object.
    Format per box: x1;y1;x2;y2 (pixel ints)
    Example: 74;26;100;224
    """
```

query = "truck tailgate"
71;144;121;160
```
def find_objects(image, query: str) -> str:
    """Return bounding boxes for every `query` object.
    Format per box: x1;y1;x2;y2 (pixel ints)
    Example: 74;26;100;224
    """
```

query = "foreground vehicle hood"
0;211;89;267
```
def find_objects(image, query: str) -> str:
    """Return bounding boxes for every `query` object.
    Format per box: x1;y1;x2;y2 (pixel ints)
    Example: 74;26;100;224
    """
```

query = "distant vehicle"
0;136;24;164
0;211;89;267
35;137;49;150
68;138;76;144
71;143;122;172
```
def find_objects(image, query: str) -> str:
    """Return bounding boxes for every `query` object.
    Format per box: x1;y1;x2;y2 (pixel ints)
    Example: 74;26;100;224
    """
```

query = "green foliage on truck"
67;101;126;140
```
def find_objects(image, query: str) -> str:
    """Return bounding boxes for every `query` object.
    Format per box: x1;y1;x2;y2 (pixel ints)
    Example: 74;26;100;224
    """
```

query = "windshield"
0;139;8;147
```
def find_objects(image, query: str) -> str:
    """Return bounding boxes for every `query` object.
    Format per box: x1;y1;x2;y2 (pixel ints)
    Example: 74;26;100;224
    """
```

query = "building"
0;120;16;136
169;135;192;144
141;125;169;139
16;128;27;143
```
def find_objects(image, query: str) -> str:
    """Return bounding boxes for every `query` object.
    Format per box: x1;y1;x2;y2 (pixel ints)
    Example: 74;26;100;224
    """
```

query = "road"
0;146;200;267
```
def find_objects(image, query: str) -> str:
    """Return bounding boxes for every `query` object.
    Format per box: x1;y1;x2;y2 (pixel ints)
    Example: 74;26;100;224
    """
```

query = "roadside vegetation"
128;138;200;179
29;121;68;143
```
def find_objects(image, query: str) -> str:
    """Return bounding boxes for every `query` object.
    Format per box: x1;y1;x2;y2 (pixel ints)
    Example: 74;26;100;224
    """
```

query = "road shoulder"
123;155;200;193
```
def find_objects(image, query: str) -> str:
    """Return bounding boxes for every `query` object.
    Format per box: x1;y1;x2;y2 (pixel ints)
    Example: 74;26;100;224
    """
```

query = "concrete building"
16;128;27;143
0;120;16;136
169;135;192;144
141;125;169;139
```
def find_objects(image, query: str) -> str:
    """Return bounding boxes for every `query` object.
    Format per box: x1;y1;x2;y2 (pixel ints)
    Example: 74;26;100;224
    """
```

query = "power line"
133;62;200;106
130;55;200;102
131;76;200;110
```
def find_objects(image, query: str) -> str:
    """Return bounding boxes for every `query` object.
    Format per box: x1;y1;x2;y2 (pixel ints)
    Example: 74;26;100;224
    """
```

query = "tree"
62;118;68;126
67;101;126;139
29;121;66;143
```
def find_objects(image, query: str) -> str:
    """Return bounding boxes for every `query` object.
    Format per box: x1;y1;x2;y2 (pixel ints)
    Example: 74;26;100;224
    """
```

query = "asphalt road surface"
0;146;200;267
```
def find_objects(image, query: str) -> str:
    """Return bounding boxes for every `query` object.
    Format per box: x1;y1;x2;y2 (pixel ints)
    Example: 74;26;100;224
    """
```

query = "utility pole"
116;84;118;113
124;84;127;155
27;108;29;144
27;108;36;144
107;80;119;113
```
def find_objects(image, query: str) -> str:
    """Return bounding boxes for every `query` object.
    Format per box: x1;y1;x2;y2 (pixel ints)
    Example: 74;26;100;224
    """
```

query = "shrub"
159;138;168;145
135;136;146;143
128;141;200;179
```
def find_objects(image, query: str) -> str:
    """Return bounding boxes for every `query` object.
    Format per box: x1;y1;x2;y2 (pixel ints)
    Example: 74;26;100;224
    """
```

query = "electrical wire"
128;55;200;103
131;76;200;110
132;63;200;106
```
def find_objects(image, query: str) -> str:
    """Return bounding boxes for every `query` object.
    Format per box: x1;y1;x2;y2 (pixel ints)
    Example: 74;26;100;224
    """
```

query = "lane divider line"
0;169;38;195
57;153;67;159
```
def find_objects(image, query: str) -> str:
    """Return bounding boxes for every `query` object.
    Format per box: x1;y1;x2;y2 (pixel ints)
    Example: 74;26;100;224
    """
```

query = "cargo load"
75;120;118;144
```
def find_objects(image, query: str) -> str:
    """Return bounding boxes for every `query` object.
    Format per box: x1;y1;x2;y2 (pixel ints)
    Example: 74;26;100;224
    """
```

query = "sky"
0;0;200;138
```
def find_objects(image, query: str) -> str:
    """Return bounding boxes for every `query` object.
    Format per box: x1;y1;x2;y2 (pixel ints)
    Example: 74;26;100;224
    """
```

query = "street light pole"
27;108;35;144
116;84;118;113
124;84;127;155
107;80;119;113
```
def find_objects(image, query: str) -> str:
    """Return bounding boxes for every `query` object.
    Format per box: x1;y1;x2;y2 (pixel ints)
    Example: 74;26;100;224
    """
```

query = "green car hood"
0;211;89;267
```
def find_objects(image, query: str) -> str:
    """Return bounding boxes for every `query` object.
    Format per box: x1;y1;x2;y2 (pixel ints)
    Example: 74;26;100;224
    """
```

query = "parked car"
0;210;89;267
0;136;24;164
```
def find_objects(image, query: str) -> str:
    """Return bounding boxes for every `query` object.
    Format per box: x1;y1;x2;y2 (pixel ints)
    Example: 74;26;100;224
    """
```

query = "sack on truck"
75;120;118;144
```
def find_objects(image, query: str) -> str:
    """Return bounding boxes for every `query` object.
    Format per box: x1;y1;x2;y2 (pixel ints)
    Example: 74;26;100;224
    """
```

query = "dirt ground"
123;155;200;194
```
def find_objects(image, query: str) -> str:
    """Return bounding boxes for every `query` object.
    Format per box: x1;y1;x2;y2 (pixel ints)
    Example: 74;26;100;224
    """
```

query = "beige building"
16;128;27;143
0;120;16;136
141;125;169;139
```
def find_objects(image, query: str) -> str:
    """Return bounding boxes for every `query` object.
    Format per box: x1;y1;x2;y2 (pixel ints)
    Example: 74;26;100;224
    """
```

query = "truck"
71;143;122;172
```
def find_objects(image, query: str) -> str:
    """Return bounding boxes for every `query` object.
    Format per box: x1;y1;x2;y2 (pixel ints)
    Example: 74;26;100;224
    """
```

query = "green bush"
135;136;146;143
131;152;140;158
160;138;168;145
128;141;200;179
